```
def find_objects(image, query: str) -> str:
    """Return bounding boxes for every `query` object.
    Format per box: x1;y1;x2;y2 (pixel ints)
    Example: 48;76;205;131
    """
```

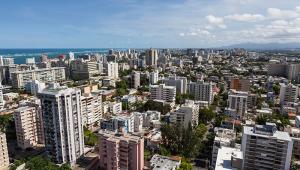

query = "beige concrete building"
0;132;9;169
81;92;102;128
169;100;199;128
11;67;66;89
149;84;176;104
98;130;144;170
14;106;44;149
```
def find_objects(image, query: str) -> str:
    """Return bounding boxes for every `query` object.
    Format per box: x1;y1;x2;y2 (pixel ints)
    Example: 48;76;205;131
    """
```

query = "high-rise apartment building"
242;123;293;170
149;70;159;85
226;89;248;118
25;80;46;96
268;63;300;81
11;67;66;89
149;84;176;103
2;58;14;66
169;101;199;127
163;76;188;94
14;106;44;149
70;59;101;79
189;80;213;104
81;92;102;128
230;78;251;92
0;83;4;110
131;71;140;89
0;132;9;169
38;84;84;164
98;130;144;170
105;62;119;79
145;48;158;67
279;83;299;105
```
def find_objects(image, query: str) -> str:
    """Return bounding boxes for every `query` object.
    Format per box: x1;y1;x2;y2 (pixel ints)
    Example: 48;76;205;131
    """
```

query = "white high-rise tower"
38;84;84;165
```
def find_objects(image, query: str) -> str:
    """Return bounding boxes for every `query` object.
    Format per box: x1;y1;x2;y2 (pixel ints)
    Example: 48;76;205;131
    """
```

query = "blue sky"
0;0;300;48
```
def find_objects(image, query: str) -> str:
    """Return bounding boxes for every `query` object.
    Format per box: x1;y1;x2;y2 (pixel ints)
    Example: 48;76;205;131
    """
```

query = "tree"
0;114;12;132
25;156;71;170
83;127;98;146
273;84;280;95
199;107;216;125
116;80;128;96
178;159;193;170
160;123;207;158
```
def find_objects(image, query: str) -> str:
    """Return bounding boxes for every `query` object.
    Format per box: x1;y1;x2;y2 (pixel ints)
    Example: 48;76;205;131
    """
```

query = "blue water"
0;48;111;64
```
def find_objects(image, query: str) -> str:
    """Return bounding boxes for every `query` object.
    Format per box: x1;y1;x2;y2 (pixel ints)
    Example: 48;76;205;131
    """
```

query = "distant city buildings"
104;62;119;80
11;67;66;89
145;48;158;67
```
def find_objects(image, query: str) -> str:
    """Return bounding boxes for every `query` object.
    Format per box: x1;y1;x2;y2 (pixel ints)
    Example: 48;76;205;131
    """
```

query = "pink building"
98;130;144;170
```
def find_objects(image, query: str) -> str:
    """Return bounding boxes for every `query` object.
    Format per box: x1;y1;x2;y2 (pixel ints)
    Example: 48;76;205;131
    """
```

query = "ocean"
0;48;111;64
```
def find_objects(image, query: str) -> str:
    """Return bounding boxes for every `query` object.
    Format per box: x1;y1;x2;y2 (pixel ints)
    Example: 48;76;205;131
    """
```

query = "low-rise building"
150;154;181;170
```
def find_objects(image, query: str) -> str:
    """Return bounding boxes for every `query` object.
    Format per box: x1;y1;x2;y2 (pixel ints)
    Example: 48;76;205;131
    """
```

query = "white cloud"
225;13;264;22
267;7;300;19
180;28;215;38
206;15;226;29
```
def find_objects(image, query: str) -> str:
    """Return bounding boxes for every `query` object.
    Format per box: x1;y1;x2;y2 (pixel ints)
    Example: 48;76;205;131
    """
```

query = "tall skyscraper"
38;84;84;164
98;130;144;170
145;48;158;67
242;123;293;170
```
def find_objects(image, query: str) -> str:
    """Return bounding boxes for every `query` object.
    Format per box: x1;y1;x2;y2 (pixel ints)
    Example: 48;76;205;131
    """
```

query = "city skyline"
1;0;300;48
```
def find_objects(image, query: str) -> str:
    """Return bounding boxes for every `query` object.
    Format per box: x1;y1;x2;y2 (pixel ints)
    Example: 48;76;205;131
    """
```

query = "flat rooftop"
244;125;292;141
215;147;242;170
150;154;181;170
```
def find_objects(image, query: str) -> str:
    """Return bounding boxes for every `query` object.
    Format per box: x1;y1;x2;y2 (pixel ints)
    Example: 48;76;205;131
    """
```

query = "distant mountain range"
220;42;300;50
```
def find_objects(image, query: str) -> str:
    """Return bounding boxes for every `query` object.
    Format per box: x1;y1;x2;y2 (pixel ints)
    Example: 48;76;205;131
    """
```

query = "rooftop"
215;147;242;170
243;124;292;141
150;154;181;170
